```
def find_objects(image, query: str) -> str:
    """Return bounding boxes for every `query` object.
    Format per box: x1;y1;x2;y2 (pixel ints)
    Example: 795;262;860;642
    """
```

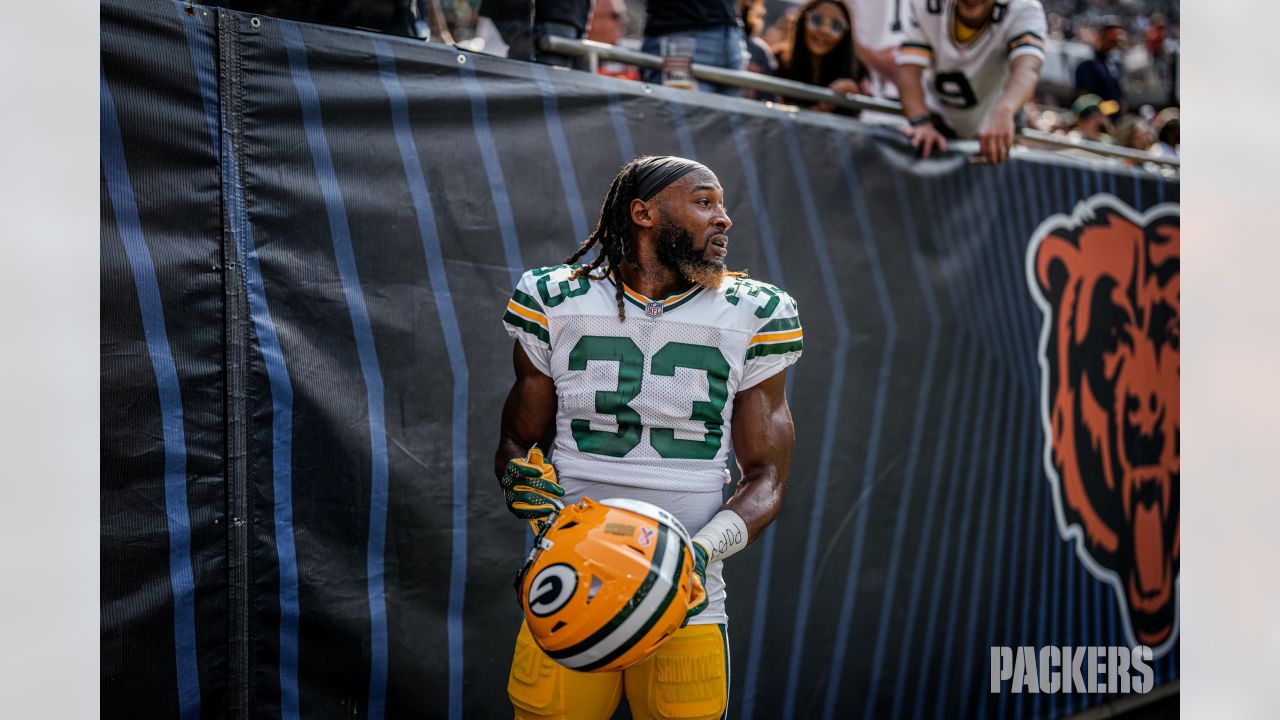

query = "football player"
495;155;801;719
895;0;1047;163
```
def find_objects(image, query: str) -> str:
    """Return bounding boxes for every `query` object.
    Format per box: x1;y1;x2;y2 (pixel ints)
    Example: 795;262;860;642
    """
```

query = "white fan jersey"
896;0;1046;138
848;0;908;99
502;264;803;493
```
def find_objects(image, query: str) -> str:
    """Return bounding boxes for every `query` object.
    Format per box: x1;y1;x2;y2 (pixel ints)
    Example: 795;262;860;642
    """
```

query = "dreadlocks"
563;158;648;321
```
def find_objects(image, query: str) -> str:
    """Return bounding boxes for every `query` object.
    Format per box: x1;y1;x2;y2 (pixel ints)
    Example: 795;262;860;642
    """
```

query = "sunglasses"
806;12;848;36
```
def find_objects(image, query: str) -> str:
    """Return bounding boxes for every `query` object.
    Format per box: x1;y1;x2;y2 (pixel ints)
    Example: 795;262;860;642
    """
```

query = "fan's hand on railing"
979;106;1016;165
902;121;948;159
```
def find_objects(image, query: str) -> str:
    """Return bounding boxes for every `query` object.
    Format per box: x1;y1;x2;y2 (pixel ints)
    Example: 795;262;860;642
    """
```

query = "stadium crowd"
457;0;1178;163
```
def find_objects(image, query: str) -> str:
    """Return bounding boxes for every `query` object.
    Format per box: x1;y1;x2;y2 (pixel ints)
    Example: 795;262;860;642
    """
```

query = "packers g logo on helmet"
527;563;577;617
515;497;703;673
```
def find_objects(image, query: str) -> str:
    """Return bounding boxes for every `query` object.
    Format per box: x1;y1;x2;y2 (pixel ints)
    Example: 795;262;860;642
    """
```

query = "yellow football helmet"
515;496;705;673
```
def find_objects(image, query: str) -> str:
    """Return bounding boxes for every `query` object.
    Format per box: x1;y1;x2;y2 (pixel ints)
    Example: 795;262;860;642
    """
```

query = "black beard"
654;218;726;289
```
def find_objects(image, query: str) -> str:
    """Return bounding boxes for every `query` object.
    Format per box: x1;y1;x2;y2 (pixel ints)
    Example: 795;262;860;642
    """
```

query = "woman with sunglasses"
776;0;867;114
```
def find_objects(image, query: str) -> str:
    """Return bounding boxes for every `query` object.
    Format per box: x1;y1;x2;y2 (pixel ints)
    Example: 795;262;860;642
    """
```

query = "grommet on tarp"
457;54;467;64
250;17;261;28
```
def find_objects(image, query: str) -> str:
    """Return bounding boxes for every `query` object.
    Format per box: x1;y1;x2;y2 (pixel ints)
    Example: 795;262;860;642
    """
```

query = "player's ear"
630;198;656;228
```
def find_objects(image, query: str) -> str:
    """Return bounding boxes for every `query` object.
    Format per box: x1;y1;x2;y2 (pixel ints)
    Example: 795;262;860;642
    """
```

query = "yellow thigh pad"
508;621;623;720
624;624;728;720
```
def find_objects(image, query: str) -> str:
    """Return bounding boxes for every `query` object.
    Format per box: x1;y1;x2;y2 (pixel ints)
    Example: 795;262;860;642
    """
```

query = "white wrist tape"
692;510;749;563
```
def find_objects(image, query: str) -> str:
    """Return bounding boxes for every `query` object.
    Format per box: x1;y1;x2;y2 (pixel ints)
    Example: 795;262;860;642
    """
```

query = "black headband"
632;156;708;201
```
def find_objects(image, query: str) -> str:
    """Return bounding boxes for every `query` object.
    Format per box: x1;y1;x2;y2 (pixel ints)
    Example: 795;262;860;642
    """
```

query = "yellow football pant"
508;621;729;720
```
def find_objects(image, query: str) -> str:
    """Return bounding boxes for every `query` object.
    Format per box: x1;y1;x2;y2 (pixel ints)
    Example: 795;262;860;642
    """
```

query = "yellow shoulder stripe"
749;328;804;345
506;299;548;328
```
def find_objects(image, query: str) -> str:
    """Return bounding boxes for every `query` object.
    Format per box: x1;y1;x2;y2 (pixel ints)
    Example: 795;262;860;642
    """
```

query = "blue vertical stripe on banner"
178;8;219;153
926;170;981;335
1057;164;1076;719
917;359;996;720
101;68;201;720
529;64;589;243
946;173;1018;706
912;165;993;720
181;9;306;717
740;525;774;720
1013;161;1039;325
726;114;782;285
978;165;1026;362
981;163;1039;720
996;164;1039;378
1109;581;1118;649
819;133;897;720
1032;160;1055;720
1012;452;1042;720
965;168;1024;718
282;23;390;720
926;165;1005;720
942;169;1000;359
666;99;698;160
374;40;471;720
458;59;524;288
1052;162;1065;214
1048;468;1065;718
606;92;636;162
936;373;1008;719
889;337;969;720
776;121;856;720
1077;168;1100;700
1078;563;1089;711
726;111;786;720
863;167;940;720
889;174;969;720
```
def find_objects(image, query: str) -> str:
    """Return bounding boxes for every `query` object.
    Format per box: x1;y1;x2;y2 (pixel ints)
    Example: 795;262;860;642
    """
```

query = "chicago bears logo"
1027;195;1179;656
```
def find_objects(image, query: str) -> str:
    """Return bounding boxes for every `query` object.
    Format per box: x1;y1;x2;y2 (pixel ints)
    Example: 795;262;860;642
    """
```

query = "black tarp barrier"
101;1;1181;718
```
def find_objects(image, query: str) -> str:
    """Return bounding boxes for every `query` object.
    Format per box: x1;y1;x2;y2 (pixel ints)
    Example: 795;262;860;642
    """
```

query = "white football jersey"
502;264;803;494
848;0;907;99
896;0;1046;138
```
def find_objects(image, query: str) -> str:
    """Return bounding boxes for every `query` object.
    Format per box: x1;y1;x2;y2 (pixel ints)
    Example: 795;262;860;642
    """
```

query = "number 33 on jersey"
502;265;803;494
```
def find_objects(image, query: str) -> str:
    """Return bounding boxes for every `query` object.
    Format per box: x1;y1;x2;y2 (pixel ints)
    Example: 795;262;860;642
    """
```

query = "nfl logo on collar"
645;301;663;318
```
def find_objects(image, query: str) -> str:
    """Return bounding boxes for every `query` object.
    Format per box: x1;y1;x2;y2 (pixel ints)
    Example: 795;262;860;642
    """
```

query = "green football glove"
682;541;710;627
500;447;565;528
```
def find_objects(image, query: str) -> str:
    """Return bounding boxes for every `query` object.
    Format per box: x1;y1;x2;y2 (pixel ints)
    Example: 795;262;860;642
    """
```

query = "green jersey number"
533;264;591;308
568;336;644;457
650;343;730;459
725;278;781;318
568;336;729;460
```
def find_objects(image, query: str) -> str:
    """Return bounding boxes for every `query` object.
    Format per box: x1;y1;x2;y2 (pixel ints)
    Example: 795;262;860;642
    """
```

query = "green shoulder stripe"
758;316;801;333
503;310;550;343
746;339;803;360
511;288;545;314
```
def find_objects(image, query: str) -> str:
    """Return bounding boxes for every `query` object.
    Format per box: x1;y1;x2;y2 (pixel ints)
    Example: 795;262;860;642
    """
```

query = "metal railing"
539;35;1180;170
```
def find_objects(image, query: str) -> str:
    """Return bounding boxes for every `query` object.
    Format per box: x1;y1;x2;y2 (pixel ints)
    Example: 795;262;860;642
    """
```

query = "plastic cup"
660;36;696;89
